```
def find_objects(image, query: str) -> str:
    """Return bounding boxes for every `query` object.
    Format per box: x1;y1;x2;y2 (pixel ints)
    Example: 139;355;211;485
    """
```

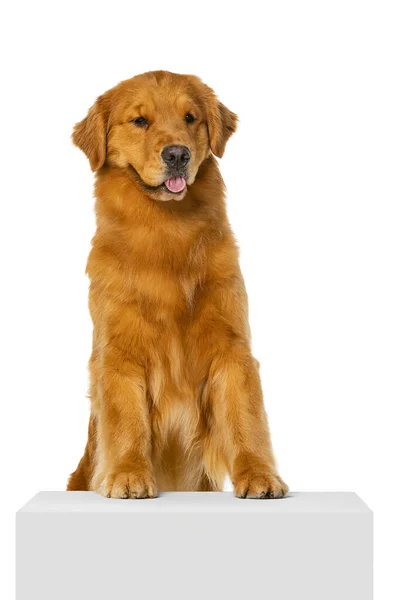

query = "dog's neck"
90;155;231;272
94;156;228;229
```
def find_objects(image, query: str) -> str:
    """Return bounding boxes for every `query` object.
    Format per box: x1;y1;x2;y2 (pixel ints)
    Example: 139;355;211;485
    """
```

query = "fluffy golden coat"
67;71;288;499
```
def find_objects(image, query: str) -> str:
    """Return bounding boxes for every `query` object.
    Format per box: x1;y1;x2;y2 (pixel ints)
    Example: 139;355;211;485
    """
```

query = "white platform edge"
18;491;372;514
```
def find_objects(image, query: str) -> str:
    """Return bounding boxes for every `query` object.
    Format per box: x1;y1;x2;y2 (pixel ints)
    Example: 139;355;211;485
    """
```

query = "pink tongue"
165;177;186;193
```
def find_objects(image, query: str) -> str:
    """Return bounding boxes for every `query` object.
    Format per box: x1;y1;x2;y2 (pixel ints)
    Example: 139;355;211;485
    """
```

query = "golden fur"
67;71;288;499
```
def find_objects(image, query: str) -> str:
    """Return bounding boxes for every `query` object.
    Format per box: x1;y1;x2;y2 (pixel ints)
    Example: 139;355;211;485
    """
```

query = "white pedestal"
16;491;372;599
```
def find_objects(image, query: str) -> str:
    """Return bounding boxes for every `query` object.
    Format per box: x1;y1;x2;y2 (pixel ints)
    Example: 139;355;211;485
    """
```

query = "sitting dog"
67;71;288;499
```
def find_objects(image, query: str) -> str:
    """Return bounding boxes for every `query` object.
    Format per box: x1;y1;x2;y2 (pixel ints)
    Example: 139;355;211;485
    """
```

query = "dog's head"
72;71;237;201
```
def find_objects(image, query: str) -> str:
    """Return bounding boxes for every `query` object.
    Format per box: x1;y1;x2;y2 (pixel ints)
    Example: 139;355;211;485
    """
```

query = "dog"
67;71;288;499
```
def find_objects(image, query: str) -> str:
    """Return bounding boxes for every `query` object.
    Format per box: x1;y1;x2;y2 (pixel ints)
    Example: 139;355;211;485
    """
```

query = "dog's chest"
129;231;208;313
134;268;202;314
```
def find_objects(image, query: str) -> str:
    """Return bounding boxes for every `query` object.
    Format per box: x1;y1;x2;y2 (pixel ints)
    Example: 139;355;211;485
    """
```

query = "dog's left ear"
205;90;238;158
72;94;109;171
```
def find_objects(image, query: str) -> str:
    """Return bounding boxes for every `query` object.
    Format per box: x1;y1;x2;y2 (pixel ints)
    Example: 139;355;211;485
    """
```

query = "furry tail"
67;415;97;491
67;453;90;490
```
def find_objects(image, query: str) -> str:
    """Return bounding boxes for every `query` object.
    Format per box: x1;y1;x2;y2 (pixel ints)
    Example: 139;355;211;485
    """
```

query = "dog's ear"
204;88;238;158
72;95;109;171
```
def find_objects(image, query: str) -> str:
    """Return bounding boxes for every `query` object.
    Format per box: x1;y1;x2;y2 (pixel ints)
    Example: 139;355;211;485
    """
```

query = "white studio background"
1;1;399;597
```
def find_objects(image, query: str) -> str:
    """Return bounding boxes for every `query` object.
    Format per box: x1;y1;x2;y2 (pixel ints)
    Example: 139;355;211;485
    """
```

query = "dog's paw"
97;471;157;499
234;471;288;499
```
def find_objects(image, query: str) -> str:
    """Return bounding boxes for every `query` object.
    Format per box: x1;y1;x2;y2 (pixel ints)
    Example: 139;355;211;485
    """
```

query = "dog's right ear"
72;95;109;171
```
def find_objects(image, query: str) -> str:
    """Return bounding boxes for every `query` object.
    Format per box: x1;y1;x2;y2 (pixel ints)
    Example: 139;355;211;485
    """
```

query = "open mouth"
163;177;187;194
130;166;187;197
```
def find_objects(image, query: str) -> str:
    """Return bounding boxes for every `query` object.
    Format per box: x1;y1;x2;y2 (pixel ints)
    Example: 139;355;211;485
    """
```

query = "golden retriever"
67;71;288;499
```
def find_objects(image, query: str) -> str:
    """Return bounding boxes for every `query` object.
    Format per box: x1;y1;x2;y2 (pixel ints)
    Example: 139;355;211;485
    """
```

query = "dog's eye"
132;116;148;128
185;113;195;124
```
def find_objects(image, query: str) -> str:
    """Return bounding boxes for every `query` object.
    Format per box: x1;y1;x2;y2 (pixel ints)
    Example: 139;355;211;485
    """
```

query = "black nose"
161;145;191;169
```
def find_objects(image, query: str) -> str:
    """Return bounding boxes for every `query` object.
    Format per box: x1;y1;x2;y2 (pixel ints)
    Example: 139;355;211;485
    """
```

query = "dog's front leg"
94;351;156;499
209;347;288;499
